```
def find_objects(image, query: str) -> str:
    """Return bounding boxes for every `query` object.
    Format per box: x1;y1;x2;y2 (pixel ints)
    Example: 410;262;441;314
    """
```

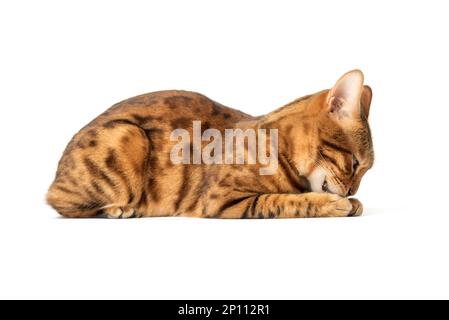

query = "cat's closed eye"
352;156;359;171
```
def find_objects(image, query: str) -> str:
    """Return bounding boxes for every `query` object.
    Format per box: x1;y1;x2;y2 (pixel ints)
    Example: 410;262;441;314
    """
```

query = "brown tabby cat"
47;70;374;219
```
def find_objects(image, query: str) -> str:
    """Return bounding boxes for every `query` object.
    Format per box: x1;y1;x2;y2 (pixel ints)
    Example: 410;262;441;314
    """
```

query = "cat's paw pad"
348;198;363;217
104;207;136;219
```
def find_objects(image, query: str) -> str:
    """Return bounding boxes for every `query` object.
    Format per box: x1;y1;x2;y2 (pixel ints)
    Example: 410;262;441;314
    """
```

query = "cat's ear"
327;70;364;119
361;85;372;118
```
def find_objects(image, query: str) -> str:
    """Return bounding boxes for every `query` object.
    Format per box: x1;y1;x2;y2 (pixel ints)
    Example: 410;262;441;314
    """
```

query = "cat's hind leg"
46;122;150;218
102;206;136;219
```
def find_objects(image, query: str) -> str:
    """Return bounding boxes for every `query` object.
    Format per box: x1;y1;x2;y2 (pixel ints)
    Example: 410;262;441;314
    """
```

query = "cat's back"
97;90;254;127
64;90;255;158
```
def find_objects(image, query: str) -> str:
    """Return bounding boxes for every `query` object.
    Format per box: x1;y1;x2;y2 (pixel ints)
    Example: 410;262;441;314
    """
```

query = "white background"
1;0;448;299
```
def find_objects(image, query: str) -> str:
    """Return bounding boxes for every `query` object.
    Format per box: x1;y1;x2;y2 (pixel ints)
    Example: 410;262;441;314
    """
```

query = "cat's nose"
346;188;354;196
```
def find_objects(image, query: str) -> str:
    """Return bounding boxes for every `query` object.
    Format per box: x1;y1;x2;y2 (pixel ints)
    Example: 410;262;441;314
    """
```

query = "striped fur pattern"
47;70;374;218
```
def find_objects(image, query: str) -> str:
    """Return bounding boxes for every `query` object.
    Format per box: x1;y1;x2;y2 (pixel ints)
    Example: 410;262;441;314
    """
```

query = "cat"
47;69;374;218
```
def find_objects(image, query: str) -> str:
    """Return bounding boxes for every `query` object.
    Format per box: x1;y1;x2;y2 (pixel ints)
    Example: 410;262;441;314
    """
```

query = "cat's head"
275;70;374;196
309;70;374;196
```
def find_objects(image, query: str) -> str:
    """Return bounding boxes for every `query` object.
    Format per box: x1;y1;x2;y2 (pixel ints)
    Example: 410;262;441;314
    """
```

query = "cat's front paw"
319;195;352;217
348;198;363;217
318;194;363;217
